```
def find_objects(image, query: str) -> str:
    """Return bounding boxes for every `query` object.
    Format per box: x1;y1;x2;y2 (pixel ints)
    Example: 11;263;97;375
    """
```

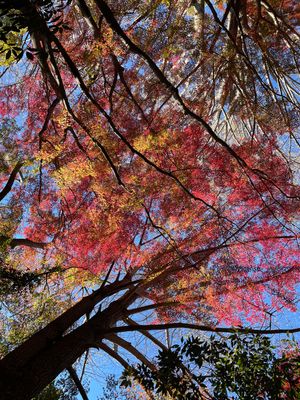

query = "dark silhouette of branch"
108;323;300;335
67;365;89;400
48;30;222;214
0;161;23;202
124;302;177;316
1;274;136;371
124;317;167;350
0;235;47;249
10;238;47;249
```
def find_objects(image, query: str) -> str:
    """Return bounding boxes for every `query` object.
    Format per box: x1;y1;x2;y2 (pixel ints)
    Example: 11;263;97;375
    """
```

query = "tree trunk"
0;277;136;399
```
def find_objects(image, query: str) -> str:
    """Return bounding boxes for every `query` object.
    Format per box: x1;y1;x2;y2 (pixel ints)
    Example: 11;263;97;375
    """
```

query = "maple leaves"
0;3;299;398
0;0;299;327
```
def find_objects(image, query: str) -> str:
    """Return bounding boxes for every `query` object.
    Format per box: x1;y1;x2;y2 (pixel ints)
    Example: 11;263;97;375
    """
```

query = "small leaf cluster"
0;0;71;63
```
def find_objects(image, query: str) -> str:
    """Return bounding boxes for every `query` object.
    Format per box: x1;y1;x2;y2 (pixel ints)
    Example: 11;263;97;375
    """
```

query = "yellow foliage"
53;110;72;130
38;144;63;164
134;130;169;152
53;159;96;191
64;267;98;289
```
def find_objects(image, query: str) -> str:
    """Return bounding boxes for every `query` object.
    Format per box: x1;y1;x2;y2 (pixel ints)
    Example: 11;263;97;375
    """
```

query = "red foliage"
1;0;300;326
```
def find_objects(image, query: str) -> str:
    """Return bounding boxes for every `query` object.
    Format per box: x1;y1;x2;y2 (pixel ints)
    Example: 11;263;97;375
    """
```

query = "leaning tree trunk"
0;276;136;400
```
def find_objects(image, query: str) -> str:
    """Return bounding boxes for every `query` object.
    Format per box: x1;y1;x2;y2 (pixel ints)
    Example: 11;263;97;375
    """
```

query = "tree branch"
1;274;136;370
124;301;177;316
0;161;23;202
9;238;47;249
124;317;167;350
94;0;250;169
107;323;300;335
67;365;89;400
105;333;155;371
98;342;130;369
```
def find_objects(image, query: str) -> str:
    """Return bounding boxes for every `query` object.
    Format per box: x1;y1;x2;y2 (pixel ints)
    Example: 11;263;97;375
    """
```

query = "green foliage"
0;32;24;65
122;334;300;400
0;2;30;63
0;0;71;63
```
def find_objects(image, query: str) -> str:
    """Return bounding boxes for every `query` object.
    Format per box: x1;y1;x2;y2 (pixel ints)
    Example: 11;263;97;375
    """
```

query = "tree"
122;333;300;399
0;0;300;398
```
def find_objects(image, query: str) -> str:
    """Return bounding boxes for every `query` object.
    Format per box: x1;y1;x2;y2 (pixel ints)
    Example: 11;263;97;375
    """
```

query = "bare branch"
98;342;130;369
94;0;250;169
67;366;89;400
105;333;155;370
124;317;167;350
124;302;177;316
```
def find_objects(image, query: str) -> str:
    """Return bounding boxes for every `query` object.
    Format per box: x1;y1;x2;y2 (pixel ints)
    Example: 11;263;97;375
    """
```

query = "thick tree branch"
9;238;47;249
107;323;300;335
0;161;23;202
76;0;100;38
0;273;135;370
0;235;47;249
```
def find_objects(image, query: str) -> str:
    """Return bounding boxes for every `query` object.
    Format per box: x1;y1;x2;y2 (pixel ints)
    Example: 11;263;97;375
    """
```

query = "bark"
0;276;137;399
30;30;63;99
0;270;298;399
192;0;205;50
10;237;47;249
